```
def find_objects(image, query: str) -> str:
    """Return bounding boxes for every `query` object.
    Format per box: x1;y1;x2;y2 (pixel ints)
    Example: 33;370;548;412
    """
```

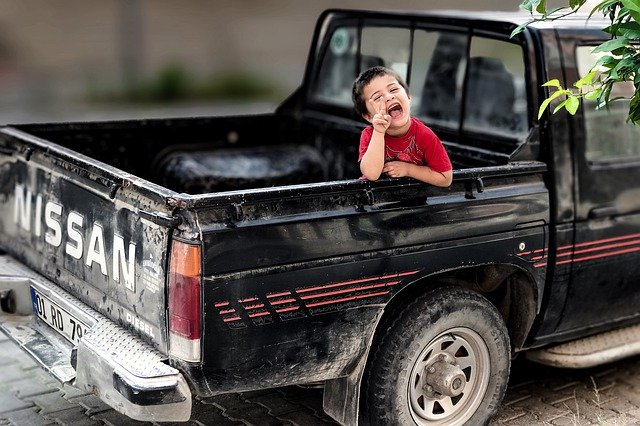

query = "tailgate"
0;128;173;351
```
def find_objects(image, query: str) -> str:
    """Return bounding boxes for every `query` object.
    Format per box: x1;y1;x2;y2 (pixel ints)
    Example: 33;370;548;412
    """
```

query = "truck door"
556;38;640;332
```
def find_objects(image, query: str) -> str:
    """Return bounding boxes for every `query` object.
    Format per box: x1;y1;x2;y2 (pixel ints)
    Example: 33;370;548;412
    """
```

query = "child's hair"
352;66;410;116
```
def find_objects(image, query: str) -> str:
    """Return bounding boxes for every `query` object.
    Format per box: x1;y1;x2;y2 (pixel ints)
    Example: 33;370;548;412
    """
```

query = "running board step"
526;323;640;368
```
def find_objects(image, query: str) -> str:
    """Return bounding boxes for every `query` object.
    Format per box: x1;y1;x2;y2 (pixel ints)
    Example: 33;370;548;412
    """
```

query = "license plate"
30;288;88;346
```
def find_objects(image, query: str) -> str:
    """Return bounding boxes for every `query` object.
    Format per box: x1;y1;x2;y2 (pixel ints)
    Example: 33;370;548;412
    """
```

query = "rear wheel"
362;286;510;425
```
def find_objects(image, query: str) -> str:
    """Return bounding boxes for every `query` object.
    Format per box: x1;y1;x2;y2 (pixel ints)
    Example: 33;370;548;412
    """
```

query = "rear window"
309;22;529;140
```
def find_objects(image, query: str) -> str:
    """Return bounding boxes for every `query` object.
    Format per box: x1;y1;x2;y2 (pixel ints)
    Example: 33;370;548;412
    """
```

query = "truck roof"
426;10;609;29
329;8;610;32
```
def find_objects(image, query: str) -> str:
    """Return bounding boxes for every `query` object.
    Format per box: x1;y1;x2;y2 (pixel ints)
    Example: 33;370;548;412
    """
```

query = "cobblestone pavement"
1;329;640;425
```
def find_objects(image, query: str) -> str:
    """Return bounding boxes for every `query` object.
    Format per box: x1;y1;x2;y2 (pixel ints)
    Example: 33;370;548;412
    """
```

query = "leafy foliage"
88;64;280;104
514;0;640;123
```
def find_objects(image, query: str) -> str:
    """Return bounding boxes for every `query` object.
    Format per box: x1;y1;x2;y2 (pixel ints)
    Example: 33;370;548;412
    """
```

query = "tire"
361;286;510;426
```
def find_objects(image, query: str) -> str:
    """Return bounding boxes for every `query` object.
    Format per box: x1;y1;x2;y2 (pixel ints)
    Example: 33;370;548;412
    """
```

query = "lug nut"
452;378;463;390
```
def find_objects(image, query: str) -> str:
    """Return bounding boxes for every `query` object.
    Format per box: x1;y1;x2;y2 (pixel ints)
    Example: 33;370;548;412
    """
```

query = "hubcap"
407;327;491;425
424;357;467;398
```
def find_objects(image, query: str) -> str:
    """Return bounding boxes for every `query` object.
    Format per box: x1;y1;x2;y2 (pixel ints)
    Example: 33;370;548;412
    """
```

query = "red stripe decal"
243;303;265;310
296;270;419;294
275;306;300;313
269;298;296;306
266;291;291;298
223;316;242;323
557;238;640;258
238;297;258;303
300;281;399;300
518;248;547;256
219;309;236;315
214;301;229;307
524;234;640;267
306;290;390;308
248;311;270;318
557;246;640;265
556;250;573;258
557;233;640;251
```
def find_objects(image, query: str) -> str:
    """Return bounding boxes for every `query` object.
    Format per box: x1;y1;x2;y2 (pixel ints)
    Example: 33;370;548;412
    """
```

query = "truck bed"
9;111;534;195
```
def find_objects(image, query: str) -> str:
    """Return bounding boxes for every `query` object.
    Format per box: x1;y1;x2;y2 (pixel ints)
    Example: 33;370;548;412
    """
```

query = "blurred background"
0;1;557;123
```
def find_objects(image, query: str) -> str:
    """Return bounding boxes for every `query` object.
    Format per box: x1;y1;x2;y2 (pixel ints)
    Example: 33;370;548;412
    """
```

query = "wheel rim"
407;327;491;426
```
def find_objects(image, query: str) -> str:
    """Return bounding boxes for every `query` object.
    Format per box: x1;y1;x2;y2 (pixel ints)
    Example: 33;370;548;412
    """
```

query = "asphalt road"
1;328;640;426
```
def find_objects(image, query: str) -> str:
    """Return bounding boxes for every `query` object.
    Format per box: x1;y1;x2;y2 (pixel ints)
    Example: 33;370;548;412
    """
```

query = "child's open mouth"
388;103;403;119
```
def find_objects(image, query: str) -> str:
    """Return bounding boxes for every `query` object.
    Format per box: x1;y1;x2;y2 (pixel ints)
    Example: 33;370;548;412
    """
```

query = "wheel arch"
359;276;514;425
382;263;539;352
323;263;539;425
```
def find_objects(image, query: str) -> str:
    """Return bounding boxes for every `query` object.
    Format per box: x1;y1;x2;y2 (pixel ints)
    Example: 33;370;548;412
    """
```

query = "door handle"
588;206;618;219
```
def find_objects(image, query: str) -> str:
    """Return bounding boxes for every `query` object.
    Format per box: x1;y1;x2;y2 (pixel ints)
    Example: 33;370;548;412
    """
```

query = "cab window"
576;45;640;164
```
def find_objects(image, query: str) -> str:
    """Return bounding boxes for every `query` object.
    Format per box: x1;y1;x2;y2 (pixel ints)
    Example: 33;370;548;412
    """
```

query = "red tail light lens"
168;240;201;362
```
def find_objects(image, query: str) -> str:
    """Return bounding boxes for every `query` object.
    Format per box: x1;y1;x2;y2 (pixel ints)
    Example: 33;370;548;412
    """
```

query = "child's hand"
369;99;391;134
383;161;411;178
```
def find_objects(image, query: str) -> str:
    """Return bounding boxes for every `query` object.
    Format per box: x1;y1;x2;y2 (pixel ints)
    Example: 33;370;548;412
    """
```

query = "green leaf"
542;79;562;88
609;57;636;79
617;21;640;39
595;54;618;69
538;98;553;119
598;0;620;9
538;89;572;119
521;0;540;13
589;0;618;19
574;70;599;89
569;0;586;8
510;22;530;38
603;24;618;36
619;7;632;20
536;0;547;14
592;37;630;53
549;89;572;100
621;0;640;14
607;56;634;79
584;88;603;100
552;96;580;115
565;96;581;114
600;82;614;104
553;99;569;114
630;10;640;23
628;93;640;122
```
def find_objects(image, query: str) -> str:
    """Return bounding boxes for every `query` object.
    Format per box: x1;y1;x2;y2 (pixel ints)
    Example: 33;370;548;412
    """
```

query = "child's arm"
360;102;390;180
382;161;453;187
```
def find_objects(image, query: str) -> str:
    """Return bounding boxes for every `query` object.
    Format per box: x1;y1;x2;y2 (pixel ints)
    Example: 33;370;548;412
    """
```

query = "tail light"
168;240;202;362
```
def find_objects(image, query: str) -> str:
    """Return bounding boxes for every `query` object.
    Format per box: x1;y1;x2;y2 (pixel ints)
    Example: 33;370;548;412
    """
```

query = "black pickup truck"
1;8;639;426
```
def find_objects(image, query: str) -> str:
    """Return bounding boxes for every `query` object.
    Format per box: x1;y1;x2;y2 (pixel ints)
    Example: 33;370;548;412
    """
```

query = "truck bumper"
0;254;192;422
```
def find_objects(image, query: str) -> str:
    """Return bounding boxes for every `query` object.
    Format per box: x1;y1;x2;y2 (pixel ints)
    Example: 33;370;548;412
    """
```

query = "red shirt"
358;117;452;173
